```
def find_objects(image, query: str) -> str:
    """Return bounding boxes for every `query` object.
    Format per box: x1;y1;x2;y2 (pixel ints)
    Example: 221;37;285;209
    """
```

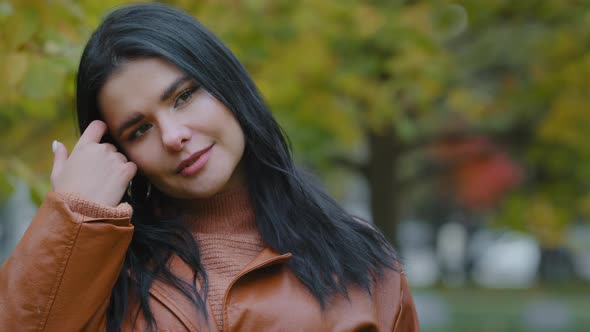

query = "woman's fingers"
114;152;128;163
123;161;138;182
50;140;69;188
50;120;139;206
74;120;107;149
103;143;118;152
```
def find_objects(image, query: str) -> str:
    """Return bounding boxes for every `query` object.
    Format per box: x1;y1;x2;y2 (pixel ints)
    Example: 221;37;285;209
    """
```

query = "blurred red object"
431;136;523;210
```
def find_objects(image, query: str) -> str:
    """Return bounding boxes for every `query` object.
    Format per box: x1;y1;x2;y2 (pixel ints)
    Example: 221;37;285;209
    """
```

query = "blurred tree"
2;0;590;247
0;0;127;203
453;0;590;248
202;0;590;244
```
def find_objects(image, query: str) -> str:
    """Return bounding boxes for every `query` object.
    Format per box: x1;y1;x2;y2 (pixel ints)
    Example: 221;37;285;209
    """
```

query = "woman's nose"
160;119;191;152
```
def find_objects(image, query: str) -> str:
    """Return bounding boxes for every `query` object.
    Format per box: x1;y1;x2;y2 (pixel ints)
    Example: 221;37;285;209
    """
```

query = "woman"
0;3;419;332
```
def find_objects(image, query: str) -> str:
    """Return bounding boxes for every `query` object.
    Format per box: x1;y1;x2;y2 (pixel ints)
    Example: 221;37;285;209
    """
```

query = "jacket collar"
148;248;292;332
239;248;292;274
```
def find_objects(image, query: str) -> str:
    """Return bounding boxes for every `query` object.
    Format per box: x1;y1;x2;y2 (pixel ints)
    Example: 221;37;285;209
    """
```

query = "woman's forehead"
101;59;184;105
98;58;188;128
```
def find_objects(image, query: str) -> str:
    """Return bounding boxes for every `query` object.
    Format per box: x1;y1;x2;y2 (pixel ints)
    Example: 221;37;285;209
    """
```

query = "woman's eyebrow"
116;113;144;138
160;75;192;102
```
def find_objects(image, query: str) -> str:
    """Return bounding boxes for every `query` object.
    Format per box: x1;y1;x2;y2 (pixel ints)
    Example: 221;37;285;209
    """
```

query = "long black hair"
76;3;398;331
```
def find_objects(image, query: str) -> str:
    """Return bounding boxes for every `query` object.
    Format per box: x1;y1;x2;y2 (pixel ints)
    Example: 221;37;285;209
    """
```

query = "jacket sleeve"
0;192;134;331
392;273;421;332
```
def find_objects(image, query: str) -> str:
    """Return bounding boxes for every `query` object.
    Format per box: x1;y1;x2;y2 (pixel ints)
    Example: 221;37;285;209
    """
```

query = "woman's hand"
50;120;137;207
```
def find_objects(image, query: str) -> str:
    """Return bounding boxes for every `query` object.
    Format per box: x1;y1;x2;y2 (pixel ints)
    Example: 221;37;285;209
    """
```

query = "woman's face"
98;57;246;199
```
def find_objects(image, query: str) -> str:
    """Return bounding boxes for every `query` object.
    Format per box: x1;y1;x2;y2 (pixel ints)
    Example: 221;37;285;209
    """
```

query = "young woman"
0;3;419;332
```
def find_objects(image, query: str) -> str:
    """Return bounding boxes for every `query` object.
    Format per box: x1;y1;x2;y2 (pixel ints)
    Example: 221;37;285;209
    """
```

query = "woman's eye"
174;87;198;108
129;123;152;141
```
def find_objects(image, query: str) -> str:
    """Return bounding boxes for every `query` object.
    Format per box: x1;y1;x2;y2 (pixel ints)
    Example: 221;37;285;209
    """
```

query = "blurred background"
2;0;590;331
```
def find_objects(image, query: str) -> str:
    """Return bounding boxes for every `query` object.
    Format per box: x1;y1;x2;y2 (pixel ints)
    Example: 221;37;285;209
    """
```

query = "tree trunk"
366;125;400;246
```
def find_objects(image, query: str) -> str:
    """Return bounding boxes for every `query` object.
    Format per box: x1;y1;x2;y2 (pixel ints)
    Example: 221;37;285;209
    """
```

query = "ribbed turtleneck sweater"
182;187;264;331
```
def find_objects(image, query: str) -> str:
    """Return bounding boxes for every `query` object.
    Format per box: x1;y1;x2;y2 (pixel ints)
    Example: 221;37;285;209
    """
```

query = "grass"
414;284;590;332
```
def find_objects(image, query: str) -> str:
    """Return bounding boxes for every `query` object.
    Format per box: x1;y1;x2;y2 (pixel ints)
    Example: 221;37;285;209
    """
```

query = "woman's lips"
176;144;214;176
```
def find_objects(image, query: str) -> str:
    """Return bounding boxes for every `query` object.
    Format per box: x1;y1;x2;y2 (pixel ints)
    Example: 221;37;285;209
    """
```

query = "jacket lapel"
146;249;292;332
237;248;292;274
148;256;218;332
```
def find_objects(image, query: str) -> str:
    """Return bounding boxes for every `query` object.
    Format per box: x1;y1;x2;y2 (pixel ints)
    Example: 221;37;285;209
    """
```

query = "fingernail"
52;140;58;153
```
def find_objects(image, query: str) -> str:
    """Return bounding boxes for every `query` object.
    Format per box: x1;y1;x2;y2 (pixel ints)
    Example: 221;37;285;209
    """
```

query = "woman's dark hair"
76;3;398;331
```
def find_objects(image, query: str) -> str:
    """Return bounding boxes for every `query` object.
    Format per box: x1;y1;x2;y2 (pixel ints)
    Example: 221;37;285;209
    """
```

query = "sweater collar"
181;186;258;235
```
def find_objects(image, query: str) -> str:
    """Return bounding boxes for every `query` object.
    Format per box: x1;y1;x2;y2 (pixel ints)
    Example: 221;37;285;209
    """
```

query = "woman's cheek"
125;147;154;174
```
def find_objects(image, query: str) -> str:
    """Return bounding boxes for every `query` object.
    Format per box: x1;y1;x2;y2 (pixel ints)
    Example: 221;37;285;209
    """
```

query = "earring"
126;179;151;201
127;180;133;198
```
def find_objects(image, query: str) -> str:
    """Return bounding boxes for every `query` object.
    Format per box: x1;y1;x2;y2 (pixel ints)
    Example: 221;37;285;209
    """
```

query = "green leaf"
22;58;66;100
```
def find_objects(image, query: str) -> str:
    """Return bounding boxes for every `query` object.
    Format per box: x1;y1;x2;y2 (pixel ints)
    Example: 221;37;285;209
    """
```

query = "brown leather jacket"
0;192;420;331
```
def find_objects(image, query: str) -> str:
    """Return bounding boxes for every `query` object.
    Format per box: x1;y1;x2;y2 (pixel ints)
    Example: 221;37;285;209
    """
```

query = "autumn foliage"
2;0;590;245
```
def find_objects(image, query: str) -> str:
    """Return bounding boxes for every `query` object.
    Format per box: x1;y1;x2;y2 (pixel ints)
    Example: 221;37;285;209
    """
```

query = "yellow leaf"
0;5;39;50
3;52;28;87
